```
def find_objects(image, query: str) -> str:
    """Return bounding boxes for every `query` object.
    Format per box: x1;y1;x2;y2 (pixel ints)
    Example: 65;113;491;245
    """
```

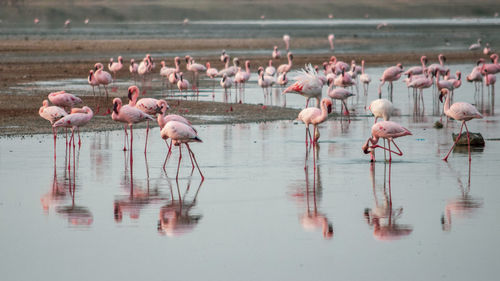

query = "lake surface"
1;77;500;280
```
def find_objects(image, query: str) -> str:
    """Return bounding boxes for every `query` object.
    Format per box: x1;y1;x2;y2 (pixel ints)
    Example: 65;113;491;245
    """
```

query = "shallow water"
1;93;500;280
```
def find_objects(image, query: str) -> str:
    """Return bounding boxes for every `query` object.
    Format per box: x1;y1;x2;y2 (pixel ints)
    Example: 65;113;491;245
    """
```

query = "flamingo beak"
128;89;133;100
155;105;163;114
327;103;332;114
290;54;294;60
362;139;371;154
439;90;445;103
113;102;118;114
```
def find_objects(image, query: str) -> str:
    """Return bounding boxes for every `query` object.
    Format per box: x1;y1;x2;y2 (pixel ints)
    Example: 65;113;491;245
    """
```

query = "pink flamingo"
480;54;500;75
220;74;233;97
329;56;349;74
283;34;291;51
327;87;355;116
177;73;190;96
94;63;113;113
484;68;496;93
404;55;428;76
277;52;293;74
297;97;333;147
466;59;484;91
468;38;481;51
362;121;412;162
328;34;335;50
48;90;82;111
128;85;163;153
272;45;281;59
277;72;288;88
483;43;492;55
359;60;372;96
108;56;123;81
282;64;323;108
53;106;93;148
185;55;206;90
257;67;275;102
439;88;483;162
111;97;155;152
205;62;219;93
160;121;204;180
218;56;239;77
129;59;138;83
39;100;68;159
265;59;276;77
427;54;448;77
378;63;404;100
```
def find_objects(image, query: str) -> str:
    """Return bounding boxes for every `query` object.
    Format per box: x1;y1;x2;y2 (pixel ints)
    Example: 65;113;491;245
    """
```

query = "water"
1;104;500;280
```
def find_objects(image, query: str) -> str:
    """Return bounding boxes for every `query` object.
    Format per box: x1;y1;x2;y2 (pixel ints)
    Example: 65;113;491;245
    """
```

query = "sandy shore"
0;38;491;136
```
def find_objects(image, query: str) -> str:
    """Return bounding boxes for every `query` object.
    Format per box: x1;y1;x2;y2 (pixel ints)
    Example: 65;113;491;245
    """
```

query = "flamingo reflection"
364;162;413;241
441;162;483;231
157;177;204;237
289;159;333;239
53;141;93;227
114;153;163;223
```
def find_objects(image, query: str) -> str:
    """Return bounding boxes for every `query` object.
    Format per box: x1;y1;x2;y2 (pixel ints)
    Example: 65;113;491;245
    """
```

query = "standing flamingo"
378;63;404;100
234;60;251;97
111;97;155;152
53;106;94;148
205;62;219;93
362;121;412;162
108;56;123;81
39;100;68;160
185;55;206;91
177;73;190;96
369;99;393;123
283;34;291;51
328;34;335;50
128;85;163;153
404;55;428;76
282;64;323;108
160;120;204;180
265;60;276;77
439;89;483;162
272;46;281;59
218;56;239;77
468;39;482;51
220;74;233;98
277;52;294;74
297;97;333;147
257;67;275;102
129;59;138;83
48;90;82;111
94;63;113;113
427;54;448;77
327;87;355;117
359;60;372;96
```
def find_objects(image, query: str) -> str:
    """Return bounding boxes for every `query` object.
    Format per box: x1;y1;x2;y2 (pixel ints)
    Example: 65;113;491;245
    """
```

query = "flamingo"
265;60;276;77
218;56;239;77
362;121;412;162
427;54;448;77
111;97;155;153
277;72;288;88
185;55;206;90
87;70;100;97
480;54;500;75
283;34;291;51
160;120;204;180
94;63;113;113
156;99;190;130
404;55;428;76
277;52;293;74
48;90;82;110
272;46;281;59
177;72;190;96
378;63;404;100
333;68;354;88
234;60;251;94
108;56;123;81
329;56;350;74
466;59;485;90
484;68;497;93
297;97;333;147
328;34;335;50
129;59;138;82
282;64;323;108
39;100;68;159
128;85;163;153
369;99;393;123
327;87;354;116
439;89;483;162
206;62;219;92
483;43;492;55
220;50;227;62
359;60;372;96
53;106;93;148
468;38;482;51
257;67;275;102
220;74;233;96
161;57;182;93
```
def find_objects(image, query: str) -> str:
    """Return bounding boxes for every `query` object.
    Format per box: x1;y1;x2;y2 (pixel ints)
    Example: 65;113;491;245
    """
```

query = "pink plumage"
48;91;82;108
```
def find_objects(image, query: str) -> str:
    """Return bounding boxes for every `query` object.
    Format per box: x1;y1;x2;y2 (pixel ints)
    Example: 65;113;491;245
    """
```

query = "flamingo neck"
443;92;451;115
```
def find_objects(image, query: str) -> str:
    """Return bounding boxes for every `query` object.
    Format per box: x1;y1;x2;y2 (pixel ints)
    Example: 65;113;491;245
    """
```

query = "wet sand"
0;38;492;136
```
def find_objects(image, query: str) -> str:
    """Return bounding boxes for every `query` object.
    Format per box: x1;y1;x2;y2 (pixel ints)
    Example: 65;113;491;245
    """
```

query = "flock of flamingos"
38;34;497;181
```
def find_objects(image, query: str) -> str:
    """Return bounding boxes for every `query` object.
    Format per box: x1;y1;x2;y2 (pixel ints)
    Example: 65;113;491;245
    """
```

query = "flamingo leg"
443;121;465;161
53;127;57;161
144;120;150;154
78;128;81;148
464;121;471;162
123;125;128;151
176;145;183;180
163;140;173;170
129;125;133;168
186;143;204;181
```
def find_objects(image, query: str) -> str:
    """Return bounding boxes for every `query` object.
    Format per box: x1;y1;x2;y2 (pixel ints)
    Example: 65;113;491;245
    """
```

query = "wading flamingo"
362;121;412;162
283;34;290;51
439;89;483;162
277;52;293;74
359;60;372;96
177;73;190;96
272;46;281;59
39;100;68;159
282;64;323;108
327;87;355;117
378;63;404;100
328;34;335;50
297;97;333;147
265;60;276;77
94;63;113;113
160;120;204;180
48;90;82;110
108;56;124;81
53;106;94;148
